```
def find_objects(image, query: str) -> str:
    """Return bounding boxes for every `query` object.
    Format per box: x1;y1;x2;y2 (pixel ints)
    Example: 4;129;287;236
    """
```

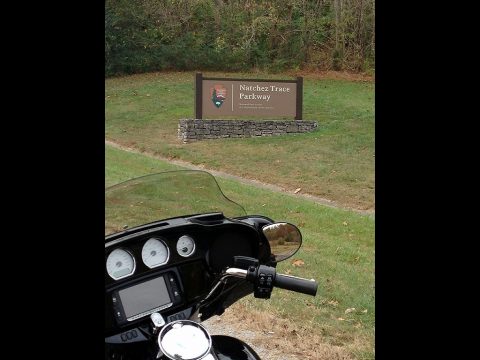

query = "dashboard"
105;214;265;337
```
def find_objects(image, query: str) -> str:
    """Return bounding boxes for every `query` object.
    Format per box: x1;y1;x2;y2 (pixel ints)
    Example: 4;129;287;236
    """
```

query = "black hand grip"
274;273;318;296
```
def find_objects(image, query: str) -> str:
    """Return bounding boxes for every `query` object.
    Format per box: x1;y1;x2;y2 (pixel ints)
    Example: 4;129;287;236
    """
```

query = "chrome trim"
142;237;170;269
106;248;136;281
176;235;196;258
127;302;173;322
225;268;247;279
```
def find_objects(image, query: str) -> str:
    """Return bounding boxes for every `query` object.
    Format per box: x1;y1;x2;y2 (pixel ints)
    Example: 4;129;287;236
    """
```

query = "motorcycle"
105;170;318;360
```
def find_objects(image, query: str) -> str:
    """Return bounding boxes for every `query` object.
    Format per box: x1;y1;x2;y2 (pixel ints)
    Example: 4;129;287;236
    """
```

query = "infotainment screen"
118;276;172;319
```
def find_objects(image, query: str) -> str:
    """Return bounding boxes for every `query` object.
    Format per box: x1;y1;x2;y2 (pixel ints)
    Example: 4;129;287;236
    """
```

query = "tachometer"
106;249;136;280
142;238;170;268
177;235;196;257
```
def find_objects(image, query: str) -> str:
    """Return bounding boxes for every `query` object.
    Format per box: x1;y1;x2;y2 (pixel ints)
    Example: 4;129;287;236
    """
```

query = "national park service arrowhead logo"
211;85;227;108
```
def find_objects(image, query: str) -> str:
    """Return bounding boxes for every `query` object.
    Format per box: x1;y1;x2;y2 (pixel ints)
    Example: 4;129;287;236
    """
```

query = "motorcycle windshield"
105;170;246;236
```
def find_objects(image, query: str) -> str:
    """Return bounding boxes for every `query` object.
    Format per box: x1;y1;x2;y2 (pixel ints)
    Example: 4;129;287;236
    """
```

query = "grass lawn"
105;71;375;211
106;144;375;359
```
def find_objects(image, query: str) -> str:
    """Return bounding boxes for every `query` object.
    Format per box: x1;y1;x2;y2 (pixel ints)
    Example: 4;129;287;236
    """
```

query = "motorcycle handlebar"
224;267;318;297
274;273;318;296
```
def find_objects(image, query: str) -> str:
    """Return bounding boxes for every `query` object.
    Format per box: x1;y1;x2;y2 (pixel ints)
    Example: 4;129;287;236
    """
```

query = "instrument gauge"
142;238;170;268
106;249;136;280
177;235;196;257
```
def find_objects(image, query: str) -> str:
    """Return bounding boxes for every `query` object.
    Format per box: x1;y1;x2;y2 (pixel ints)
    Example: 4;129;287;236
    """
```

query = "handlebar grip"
274;273;318;296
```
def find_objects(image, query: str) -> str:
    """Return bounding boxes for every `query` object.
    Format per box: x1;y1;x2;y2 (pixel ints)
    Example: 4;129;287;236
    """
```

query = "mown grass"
105;71;375;210
106;144;374;359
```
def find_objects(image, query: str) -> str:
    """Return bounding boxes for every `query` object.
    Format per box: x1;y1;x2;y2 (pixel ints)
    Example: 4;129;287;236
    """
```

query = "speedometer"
142;238;169;268
177;235;196;257
106;249;136;280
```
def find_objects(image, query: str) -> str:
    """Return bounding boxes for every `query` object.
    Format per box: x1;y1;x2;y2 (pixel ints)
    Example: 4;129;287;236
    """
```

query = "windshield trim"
105;212;225;243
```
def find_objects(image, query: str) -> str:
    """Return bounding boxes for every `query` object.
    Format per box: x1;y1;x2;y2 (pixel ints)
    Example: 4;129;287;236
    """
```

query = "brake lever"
202;268;248;304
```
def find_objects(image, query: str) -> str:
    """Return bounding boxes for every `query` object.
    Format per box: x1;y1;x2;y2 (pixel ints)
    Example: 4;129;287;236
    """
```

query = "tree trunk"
371;0;375;58
334;0;341;52
303;0;309;64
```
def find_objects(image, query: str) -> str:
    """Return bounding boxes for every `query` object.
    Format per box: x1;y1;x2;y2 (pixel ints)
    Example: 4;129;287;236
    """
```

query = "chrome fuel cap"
158;320;212;360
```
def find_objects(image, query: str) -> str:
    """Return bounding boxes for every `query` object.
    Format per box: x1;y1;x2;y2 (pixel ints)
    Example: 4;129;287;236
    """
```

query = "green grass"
105;71;375;210
106;144;374;358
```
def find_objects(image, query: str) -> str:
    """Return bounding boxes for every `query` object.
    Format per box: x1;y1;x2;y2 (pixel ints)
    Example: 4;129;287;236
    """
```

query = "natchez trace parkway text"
239;84;291;102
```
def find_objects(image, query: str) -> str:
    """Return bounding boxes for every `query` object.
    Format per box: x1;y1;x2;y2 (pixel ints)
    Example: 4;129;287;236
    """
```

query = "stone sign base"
178;119;318;143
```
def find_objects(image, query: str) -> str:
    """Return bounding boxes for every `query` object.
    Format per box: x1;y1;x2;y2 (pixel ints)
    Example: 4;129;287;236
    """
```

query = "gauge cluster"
106;235;198;281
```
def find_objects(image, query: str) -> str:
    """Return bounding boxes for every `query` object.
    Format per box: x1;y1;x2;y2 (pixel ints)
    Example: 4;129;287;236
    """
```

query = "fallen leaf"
338;318;345;321
292;259;305;267
294;188;302;194
327;300;339;307
362;309;368;313
345;308;356;314
285;269;292;275
342;221;348;226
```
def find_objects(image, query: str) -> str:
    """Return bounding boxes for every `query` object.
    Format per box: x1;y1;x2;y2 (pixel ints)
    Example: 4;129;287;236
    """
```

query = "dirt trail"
203;316;299;360
106;139;374;216
202;302;355;360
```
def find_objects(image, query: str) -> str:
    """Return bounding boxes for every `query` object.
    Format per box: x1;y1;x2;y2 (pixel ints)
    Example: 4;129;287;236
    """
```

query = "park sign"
195;73;303;119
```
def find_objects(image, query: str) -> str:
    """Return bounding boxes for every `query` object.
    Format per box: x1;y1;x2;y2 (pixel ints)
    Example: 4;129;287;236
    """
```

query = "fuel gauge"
176;235;196;257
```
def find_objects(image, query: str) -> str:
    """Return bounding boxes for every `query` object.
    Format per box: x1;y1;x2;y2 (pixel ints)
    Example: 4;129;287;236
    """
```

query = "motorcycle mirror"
262;223;302;262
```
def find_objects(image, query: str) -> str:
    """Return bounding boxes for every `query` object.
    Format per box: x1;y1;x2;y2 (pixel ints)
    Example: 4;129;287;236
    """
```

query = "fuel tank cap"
158;320;212;360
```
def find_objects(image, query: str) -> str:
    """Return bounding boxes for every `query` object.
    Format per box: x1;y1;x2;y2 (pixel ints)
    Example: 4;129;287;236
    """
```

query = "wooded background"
105;0;375;77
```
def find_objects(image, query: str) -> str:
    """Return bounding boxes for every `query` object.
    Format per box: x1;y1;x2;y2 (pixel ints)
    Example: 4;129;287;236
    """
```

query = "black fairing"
211;335;262;360
105;214;275;359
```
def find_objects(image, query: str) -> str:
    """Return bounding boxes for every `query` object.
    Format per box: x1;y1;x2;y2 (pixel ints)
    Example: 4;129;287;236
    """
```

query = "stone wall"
178;119;318;143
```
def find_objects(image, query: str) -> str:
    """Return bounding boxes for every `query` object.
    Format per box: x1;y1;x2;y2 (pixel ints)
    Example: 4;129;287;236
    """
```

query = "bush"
105;0;375;76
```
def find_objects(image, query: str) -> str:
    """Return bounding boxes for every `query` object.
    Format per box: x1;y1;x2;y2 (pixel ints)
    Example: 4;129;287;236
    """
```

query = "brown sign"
195;74;303;119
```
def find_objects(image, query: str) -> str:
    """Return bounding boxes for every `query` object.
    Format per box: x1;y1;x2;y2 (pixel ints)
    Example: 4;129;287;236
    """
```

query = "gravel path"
203;316;300;360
